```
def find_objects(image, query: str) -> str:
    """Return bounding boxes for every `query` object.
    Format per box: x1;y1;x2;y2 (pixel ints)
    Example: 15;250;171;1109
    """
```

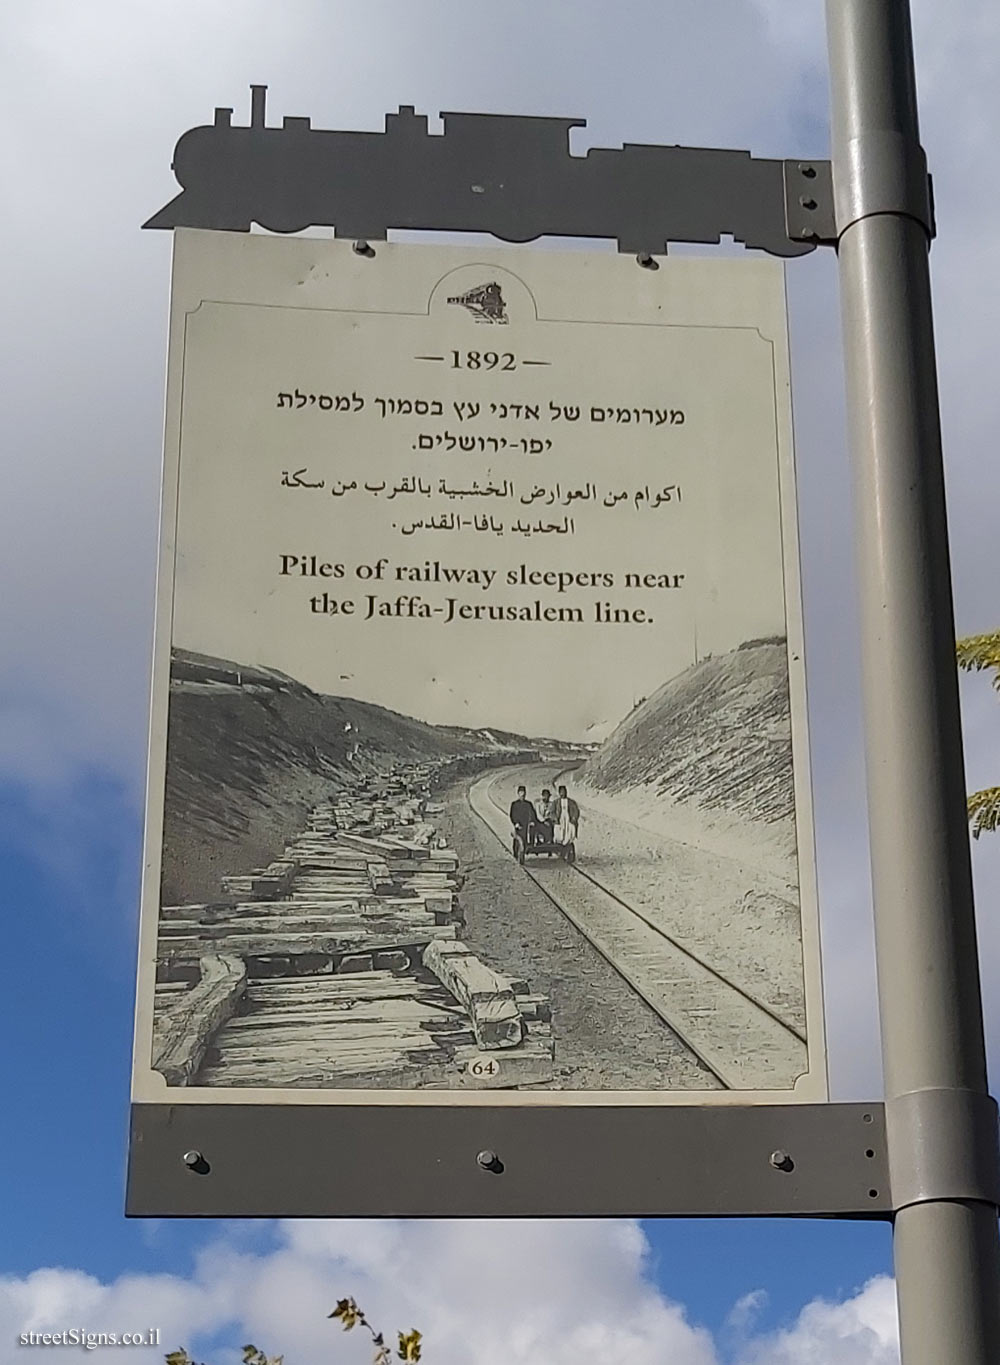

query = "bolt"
470;184;486;194
183;1150;203;1168
799;196;818;211
476;1149;501;1172
353;240;376;258
799;163;817;179
769;1149;794;1171
636;253;660;271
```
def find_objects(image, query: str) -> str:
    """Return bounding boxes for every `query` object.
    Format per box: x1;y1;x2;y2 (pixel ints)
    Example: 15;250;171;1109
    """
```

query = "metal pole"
825;2;1000;1360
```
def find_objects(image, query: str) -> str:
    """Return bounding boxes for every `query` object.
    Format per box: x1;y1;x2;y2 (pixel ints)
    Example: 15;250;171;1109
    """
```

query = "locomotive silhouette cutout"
447;282;508;323
143;85;822;257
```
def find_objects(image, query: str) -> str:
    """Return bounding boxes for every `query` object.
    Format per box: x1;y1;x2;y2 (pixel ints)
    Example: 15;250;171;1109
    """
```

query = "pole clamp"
886;1088;1000;1212
832;131;935;239
783;160;838;245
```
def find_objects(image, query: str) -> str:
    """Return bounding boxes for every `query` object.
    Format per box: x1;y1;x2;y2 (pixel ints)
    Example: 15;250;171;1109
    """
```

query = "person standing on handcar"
553;784;580;847
509;785;538;853
534;787;557;845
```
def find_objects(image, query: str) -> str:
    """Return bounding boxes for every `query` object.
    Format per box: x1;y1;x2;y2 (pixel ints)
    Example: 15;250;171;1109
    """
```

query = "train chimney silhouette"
250;84;267;128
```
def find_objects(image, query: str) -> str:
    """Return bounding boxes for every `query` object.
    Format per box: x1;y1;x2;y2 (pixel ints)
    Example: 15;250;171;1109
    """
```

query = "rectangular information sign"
133;230;826;1114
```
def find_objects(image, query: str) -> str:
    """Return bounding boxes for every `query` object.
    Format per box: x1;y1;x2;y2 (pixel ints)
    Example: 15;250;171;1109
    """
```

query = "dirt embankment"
577;640;798;877
161;649;538;905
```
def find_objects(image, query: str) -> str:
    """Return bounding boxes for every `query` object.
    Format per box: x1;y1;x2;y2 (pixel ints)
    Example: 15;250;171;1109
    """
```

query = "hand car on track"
512;829;576;865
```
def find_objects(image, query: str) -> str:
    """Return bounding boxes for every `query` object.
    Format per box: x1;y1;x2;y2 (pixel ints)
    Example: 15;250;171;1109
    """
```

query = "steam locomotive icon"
144;85;822;257
447;283;508;323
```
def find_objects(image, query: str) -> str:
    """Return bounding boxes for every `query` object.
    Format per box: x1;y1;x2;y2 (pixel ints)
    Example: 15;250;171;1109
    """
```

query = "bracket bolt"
799;196;818;211
476;1149;502;1172
769;1149;794;1171
182;1149;210;1174
352;240;376;258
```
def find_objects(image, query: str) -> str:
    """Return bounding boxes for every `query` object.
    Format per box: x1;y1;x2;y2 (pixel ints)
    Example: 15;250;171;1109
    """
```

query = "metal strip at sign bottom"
128;1102;888;1218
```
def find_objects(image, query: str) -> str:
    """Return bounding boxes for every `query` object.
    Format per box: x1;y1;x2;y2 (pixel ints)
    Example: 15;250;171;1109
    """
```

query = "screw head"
182;1150;204;1168
769;1149;794;1171
799;196;818;211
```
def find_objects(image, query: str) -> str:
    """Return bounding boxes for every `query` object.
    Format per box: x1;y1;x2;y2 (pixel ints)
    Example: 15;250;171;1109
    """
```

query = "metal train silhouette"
144;85;818;257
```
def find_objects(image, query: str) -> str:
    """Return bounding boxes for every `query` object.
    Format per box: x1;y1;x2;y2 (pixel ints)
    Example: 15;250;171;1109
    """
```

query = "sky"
3;1;1000;1362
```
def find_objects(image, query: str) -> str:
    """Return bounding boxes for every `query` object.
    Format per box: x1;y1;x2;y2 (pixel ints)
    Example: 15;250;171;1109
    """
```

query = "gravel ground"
572;807;805;1031
484;764;806;1032
435;770;718;1092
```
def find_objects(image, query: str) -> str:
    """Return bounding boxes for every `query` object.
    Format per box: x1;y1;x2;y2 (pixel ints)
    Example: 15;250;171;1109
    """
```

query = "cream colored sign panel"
133;230;826;1105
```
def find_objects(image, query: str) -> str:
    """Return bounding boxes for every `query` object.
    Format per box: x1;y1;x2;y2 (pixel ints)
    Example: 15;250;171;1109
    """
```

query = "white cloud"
0;1266;222;1361
205;1220;721;1365
727;1286;769;1335
0;1223;909;1365
736;1274;898;1365
0;1222;717;1365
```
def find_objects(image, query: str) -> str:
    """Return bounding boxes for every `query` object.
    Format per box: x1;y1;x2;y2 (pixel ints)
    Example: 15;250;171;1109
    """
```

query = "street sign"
131;228;825;1128
130;23;1000;1353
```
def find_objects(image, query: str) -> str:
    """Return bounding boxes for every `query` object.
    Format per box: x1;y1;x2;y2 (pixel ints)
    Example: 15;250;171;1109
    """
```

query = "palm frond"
956;631;1000;690
968;786;1000;839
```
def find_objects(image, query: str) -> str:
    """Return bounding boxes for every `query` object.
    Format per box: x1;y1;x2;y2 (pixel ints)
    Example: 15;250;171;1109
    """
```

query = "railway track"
468;767;808;1091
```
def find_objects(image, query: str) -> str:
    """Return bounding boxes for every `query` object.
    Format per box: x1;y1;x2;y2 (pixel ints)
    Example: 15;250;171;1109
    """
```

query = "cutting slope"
577;639;797;876
161;649;538;904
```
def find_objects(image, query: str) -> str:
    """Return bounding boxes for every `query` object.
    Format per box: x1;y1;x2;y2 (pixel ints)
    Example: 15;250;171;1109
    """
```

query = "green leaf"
397;1329;422;1363
331;1298;361;1330
957;631;1000;690
969;786;1000;838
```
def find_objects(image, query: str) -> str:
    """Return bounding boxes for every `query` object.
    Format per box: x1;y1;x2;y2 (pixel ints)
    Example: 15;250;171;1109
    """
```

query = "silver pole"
825;2;1000;1360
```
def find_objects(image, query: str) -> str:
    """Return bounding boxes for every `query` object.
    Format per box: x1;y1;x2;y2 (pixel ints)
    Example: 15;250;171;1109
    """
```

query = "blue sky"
4;1;1000;1361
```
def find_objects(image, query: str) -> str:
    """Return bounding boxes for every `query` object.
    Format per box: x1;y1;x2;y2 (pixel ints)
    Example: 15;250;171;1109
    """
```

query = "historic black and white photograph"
134;233;826;1101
